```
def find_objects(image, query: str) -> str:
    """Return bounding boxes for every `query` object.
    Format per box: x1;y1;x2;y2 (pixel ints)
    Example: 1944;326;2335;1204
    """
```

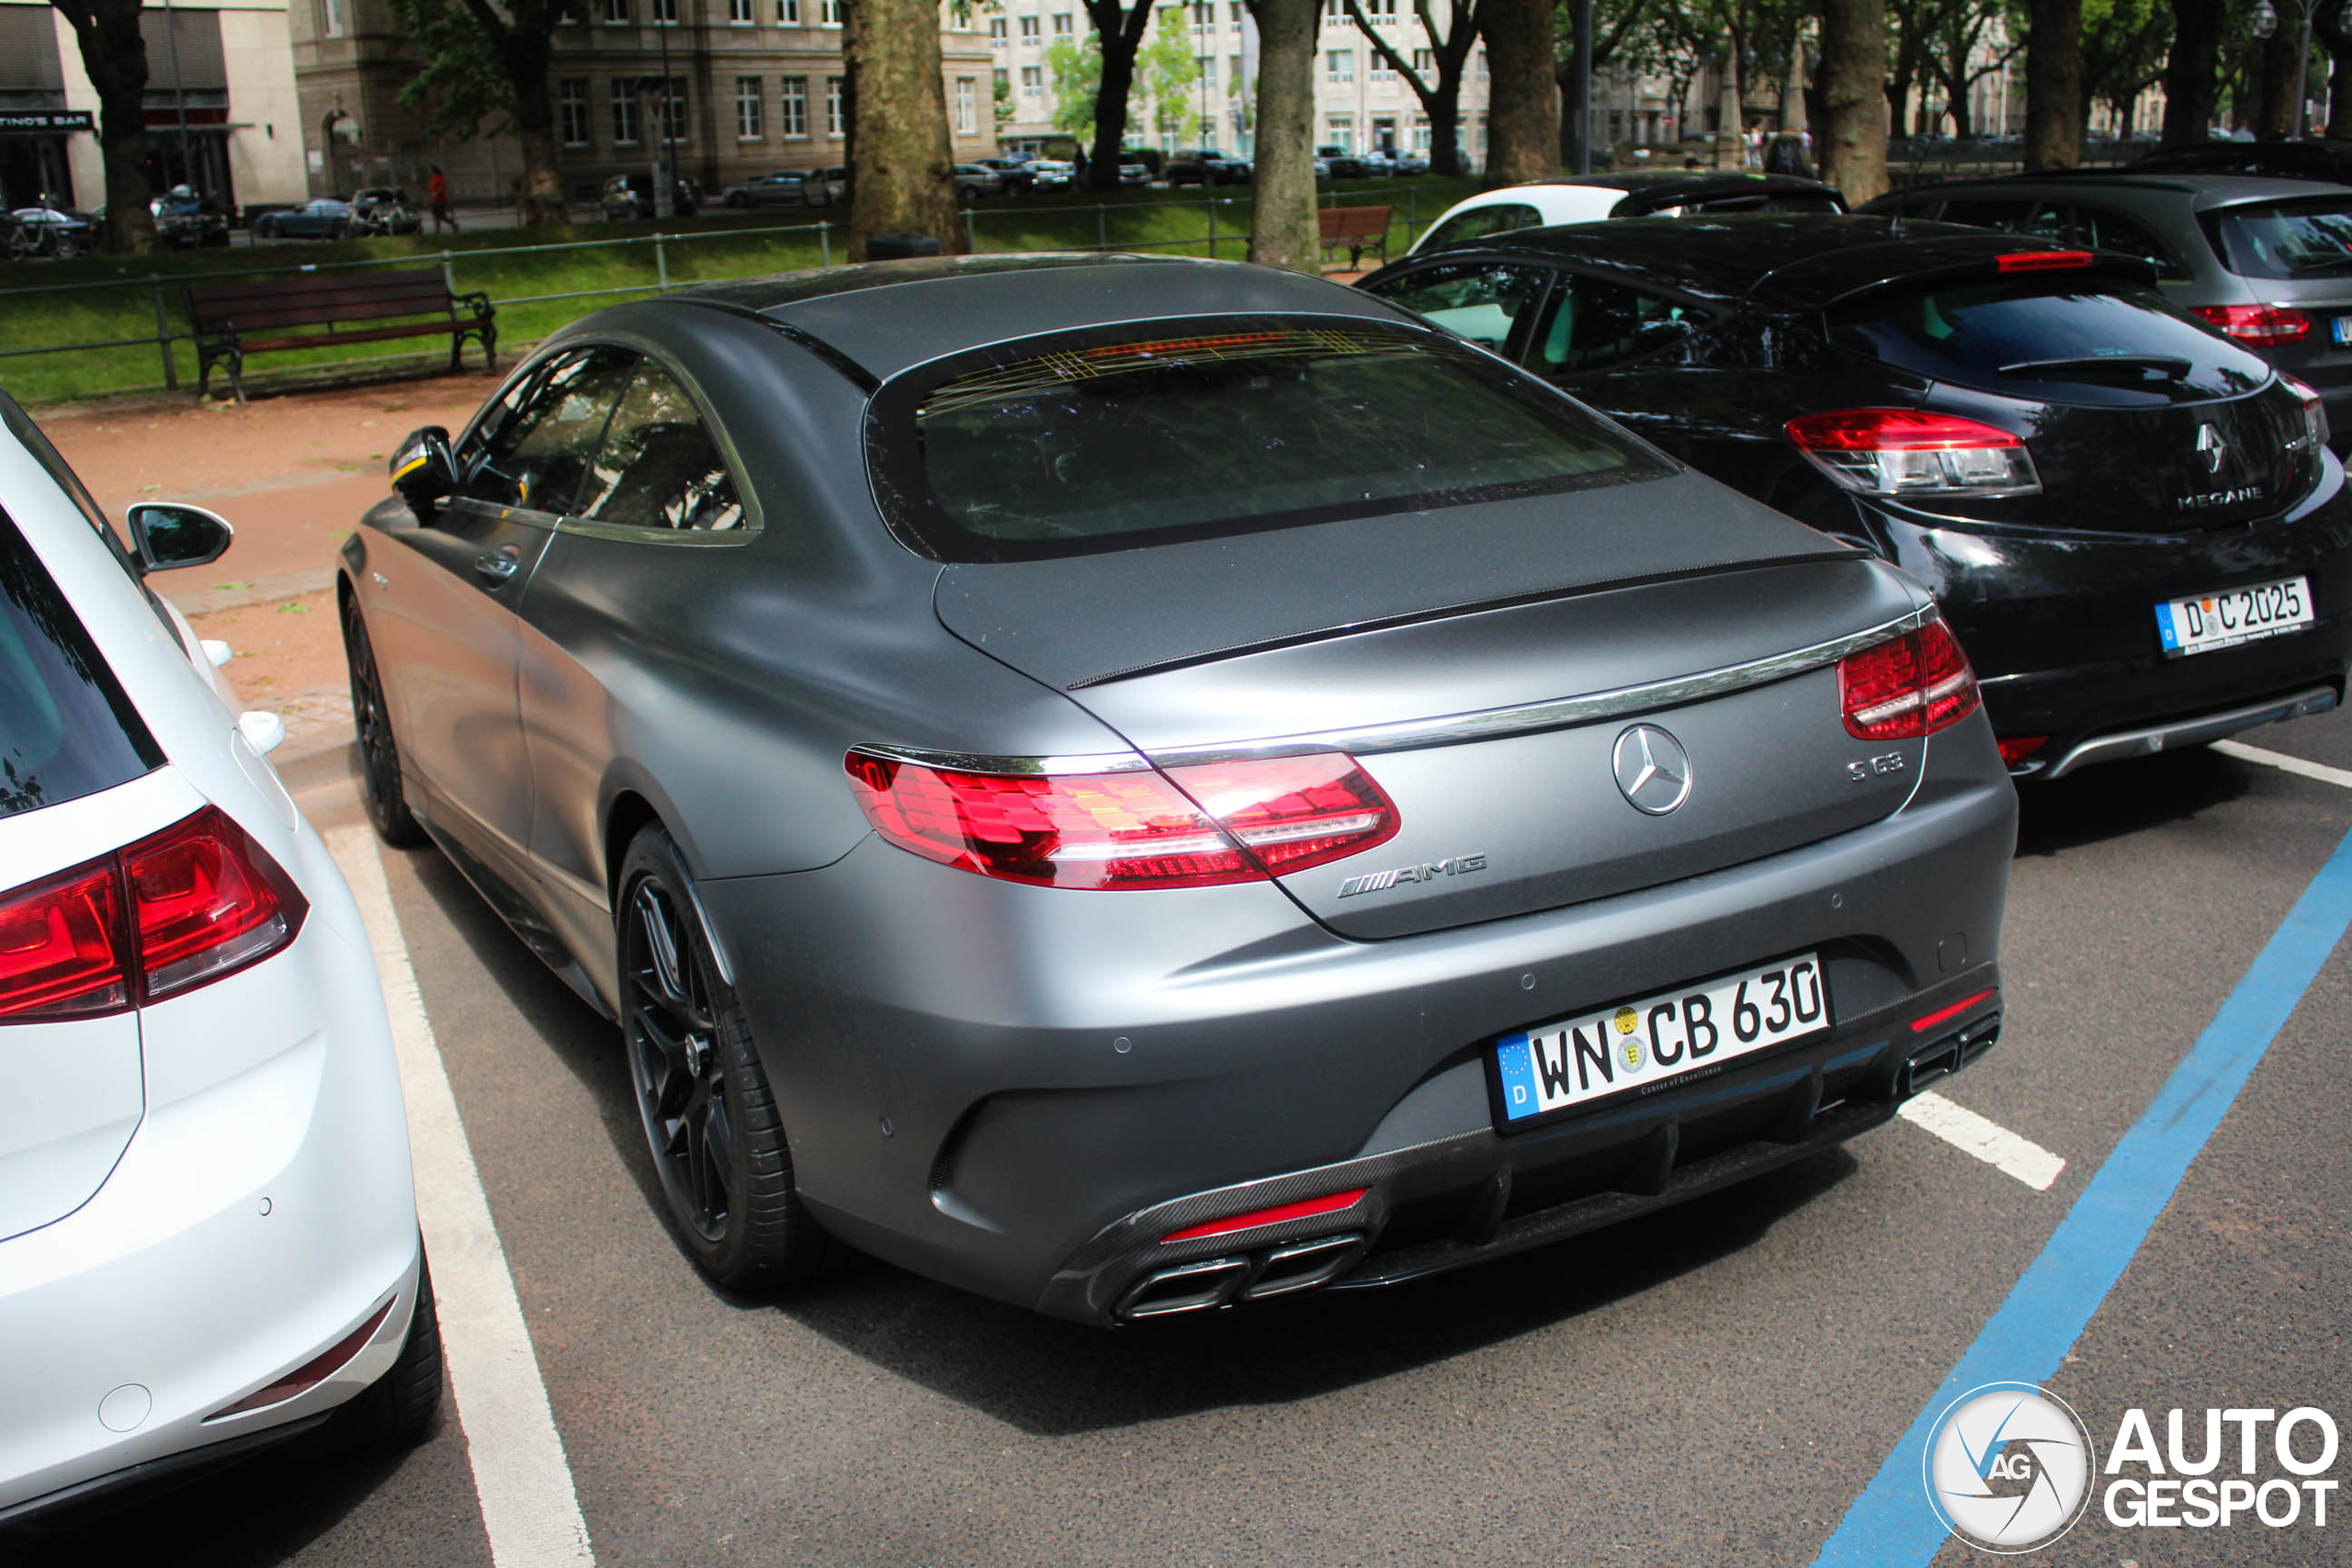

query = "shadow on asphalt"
404;847;1862;1437
2014;743;2251;857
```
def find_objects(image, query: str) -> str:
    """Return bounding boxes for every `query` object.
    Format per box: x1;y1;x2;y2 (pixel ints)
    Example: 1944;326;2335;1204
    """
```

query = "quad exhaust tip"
1114;1233;1368;1322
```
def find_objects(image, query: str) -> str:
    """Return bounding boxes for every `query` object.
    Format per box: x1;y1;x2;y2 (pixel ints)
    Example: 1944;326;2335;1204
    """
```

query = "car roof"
1419;212;2154;310
1871;170;2342;210
668;253;1408;379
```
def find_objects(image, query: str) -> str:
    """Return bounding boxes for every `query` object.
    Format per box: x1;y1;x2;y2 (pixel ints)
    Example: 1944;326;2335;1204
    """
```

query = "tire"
327;1253;445;1450
727;192;748;209
52;231;77;260
331;219;350;240
617;825;842;1289
342;596;429;848
258;217;279;239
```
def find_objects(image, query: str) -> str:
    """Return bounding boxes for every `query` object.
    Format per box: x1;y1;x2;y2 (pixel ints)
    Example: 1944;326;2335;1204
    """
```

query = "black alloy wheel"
341;596;427;847
617;827;839;1288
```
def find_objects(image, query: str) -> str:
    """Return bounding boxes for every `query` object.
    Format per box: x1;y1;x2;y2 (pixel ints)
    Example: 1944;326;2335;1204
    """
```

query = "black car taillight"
842;750;1399;889
0;807;306;1022
1785;409;2041;499
1838;617;1982;741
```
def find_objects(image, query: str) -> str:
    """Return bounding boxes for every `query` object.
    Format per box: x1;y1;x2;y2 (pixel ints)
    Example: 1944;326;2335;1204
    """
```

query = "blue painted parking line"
1811;823;2352;1568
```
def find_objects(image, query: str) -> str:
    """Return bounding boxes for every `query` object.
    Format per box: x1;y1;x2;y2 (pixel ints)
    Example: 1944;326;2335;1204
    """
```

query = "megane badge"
2196;423;2227;476
1613;725;1692;815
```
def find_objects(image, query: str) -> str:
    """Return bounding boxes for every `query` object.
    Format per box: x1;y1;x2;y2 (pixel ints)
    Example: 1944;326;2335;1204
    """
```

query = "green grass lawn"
1;177;1478;408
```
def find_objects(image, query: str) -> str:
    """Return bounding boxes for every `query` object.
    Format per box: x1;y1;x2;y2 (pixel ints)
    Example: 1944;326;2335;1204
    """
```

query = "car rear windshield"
0;509;162;819
1827;279;2273;406
879;321;1663;560
2208;197;2352;281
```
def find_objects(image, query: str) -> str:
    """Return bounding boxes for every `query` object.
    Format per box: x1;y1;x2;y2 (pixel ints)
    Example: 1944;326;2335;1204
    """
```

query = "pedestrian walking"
429;165;458;233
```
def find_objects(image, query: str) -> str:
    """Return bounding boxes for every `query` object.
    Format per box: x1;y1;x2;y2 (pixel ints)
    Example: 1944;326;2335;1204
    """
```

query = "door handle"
473;546;521;583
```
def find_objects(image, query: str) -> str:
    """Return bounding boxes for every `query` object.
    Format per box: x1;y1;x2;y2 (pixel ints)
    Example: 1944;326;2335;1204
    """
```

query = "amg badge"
1337;854;1487;897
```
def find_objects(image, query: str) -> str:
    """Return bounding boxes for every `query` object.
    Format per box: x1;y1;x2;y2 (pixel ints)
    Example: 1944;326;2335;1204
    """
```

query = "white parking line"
2212;739;2352;791
328;827;596;1568
1896;1090;2067;1191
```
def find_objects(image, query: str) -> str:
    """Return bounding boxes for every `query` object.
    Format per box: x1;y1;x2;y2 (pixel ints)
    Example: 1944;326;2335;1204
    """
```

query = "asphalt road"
15;709;2352;1568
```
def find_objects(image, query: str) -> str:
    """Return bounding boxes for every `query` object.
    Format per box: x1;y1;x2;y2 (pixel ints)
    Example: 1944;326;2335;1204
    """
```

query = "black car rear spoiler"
1808;247;2160;312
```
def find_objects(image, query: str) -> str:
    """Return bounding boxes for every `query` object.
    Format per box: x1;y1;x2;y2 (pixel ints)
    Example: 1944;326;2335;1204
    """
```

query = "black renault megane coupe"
1361;215;2352;779
343;254;2015;1324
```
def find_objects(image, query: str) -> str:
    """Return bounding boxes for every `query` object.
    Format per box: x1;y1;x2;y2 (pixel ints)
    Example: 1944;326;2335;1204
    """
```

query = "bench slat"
182;264;493;401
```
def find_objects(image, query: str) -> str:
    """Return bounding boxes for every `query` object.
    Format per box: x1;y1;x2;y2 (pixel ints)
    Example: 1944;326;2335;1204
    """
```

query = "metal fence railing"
0;192;1427;400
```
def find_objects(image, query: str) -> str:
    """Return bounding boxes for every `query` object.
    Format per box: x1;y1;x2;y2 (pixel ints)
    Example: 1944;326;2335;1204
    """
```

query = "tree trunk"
2162;0;2224;145
1084;1;1155;193
51;0;157;254
1478;0;1557;186
1817;0;1887;207
504;29;567;223
844;0;959;255
1247;0;1317;273
2023;0;2082;170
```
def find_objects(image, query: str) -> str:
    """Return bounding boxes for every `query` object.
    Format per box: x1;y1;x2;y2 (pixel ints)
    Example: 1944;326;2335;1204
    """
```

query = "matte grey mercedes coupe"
341;254;2017;1325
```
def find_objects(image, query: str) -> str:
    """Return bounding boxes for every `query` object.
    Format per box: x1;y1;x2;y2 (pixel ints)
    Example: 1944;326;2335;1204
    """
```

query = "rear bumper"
2039;683;2337;778
0;842;422;1517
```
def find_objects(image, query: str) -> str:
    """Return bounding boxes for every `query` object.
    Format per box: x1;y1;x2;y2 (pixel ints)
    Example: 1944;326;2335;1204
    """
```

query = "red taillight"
1162;1187;1368;1242
0;862;128;1021
842;750;1398;889
1838;618;1982;741
2190;303;2312;347
1995;250;2093;272
0;807;305;1023
1785;409;2041;499
1996;735;2049;768
1912;988;1997;1034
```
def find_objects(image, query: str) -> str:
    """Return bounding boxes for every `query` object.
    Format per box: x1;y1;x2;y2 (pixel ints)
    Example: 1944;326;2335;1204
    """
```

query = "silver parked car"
340;254;2016;1325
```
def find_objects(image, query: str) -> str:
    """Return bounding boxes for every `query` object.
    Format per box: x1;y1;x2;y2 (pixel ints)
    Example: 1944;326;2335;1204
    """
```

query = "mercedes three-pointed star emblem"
1612;724;1693;815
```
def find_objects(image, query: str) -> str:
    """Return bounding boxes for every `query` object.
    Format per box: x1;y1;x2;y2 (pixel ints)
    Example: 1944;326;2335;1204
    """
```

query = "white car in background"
0;389;437;1524
1405;172;1848;258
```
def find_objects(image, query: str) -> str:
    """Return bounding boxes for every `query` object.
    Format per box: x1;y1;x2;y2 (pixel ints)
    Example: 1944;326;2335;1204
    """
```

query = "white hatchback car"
0;390;436;1524
1405;172;1847;259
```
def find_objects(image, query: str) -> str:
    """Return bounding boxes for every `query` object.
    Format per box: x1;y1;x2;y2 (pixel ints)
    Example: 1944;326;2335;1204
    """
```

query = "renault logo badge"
1612;725;1692;815
2196;423;2227;476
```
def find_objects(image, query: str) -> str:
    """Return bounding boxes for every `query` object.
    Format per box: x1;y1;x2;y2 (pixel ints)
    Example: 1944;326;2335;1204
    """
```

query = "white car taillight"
1786;409;2042;500
0;807;307;1021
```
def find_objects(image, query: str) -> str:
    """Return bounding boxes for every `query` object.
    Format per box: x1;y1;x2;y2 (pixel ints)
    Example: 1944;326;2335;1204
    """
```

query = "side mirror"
125;501;234;573
390;426;458;514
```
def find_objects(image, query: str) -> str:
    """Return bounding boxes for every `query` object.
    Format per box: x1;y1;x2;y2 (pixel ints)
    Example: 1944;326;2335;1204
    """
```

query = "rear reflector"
209;1298;395;1419
843;750;1397;889
1838;617;1982;742
2191;303;2312;347
1995;250;2093;272
1785;409;2041;499
1996;735;2049;768
0;806;306;1023
1162;1187;1368;1242
1912;988;1997;1034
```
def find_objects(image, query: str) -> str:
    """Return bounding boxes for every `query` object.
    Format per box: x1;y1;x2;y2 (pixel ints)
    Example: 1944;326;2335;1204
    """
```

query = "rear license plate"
2154;576;2313;658
2335;316;2352;345
1493;954;1829;1127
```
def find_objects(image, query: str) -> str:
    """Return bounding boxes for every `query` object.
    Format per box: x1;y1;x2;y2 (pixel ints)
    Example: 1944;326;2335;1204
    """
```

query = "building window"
560;78;593;145
1019;15;1039;41
826;74;844;135
1326;50;1352;84
1228;52;1242;93
322;0;345;38
1228;0;1242;34
1327;113;1353;151
820;0;841;24
1410;47;1430;75
994;66;1010;98
1475;49;1486;82
730;0;753;18
989;17;1006;48
1020;64;1042;98
612;83;640;144
776;0;799;18
956;76;976;133
735;76;763;138
780;76;808;136
1411;115;1429;152
652;0;676;21
558;1;582;19
659;77;688;141
1189;1;1210;38
1371;52;1393;81
1322;0;1342;18
1196;54;1214;86
604;0;628;20
1053;10;1073;35
1363;0;1394;17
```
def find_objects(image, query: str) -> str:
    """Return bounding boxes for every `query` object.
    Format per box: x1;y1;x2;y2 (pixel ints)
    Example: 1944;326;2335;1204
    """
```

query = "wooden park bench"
184;266;497;402
1318;204;1395;271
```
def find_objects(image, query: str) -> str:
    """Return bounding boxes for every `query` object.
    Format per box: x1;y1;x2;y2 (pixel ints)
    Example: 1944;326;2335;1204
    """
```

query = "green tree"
1138;10;1204;142
994;71;1016;132
1076;0;1161;189
383;0;568;223
1353;0;1485;177
49;0;157;252
1046;33;1104;139
2079;0;2173;134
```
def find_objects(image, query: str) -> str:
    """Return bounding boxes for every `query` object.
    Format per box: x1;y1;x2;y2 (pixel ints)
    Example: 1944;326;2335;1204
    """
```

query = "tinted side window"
1362;263;1547;351
1939;198;2072;243
1532;277;1702;375
454;346;638;513
2076;205;2188;279
0;508;163;818
1419;202;1542;253
574;363;745;533
0;392;133;570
